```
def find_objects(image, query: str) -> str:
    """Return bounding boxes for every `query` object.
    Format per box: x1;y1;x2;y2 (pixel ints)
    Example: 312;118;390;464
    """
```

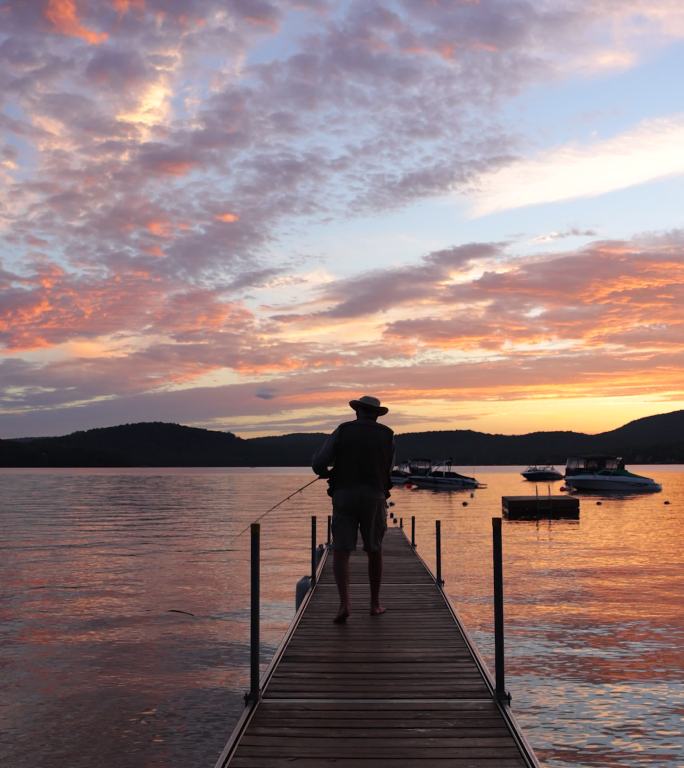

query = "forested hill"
1;410;683;467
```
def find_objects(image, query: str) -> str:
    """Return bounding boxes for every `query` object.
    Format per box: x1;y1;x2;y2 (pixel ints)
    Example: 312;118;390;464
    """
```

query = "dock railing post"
247;522;260;704
435;519;444;586
399;516;403;529
411;515;416;548
311;515;317;586
492;517;510;703
327;514;331;546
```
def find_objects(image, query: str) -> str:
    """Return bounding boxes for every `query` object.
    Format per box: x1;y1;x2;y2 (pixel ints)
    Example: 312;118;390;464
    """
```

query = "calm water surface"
1;466;682;767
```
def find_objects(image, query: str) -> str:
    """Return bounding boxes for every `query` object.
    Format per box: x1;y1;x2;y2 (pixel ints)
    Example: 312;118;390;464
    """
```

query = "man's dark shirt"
312;419;395;497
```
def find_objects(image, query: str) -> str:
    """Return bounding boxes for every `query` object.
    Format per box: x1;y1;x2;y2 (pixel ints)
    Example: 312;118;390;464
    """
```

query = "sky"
1;0;683;439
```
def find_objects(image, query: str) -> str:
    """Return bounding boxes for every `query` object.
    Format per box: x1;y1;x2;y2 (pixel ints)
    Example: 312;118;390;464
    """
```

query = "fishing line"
229;476;321;544
168;476;321;619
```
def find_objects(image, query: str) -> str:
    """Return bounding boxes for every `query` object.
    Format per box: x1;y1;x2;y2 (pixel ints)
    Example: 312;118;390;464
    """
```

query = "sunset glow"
1;1;683;438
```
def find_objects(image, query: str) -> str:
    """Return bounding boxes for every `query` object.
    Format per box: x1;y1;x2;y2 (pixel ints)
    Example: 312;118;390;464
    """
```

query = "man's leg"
367;548;386;615
332;549;351;623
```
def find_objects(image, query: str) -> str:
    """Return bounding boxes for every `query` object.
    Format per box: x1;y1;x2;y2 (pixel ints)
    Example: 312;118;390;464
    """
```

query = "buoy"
388;501;395;507
664;500;670;505
462;501;468;506
389;512;394;519
295;576;311;609
596;501;602;505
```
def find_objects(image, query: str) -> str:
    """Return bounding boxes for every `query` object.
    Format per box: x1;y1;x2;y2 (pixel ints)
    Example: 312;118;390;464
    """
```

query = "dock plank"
220;528;536;767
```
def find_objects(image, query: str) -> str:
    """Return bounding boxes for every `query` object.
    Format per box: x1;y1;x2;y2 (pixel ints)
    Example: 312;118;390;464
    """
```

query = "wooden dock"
503;495;579;520
216;526;539;767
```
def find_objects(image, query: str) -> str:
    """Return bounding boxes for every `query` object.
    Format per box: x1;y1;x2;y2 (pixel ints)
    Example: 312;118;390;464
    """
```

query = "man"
312;395;394;624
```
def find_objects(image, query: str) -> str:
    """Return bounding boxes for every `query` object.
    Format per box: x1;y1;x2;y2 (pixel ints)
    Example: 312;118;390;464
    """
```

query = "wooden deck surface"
224;527;536;767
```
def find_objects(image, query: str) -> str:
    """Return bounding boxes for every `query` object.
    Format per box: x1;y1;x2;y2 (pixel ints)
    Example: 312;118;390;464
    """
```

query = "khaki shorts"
331;487;387;552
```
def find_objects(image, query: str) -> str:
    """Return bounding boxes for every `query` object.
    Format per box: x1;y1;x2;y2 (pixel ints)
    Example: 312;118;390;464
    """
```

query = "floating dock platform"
215;526;539;767
502;495;579;520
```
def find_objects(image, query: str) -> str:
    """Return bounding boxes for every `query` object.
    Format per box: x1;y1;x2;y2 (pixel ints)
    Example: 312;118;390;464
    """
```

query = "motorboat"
391;458;431;485
521;465;564;481
564;455;661;493
409;459;481;490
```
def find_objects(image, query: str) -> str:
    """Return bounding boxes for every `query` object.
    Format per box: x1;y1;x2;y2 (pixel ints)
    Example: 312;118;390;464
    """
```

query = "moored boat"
410;459;481;489
521;464;564;481
391;458;431;485
564;455;661;493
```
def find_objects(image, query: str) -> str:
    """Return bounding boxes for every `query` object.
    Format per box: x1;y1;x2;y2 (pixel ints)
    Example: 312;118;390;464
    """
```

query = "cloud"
2;2;684;437
3;230;682;438
3;343;683;438
0;261;254;350
383;237;684;355
469;115;684;215
532;228;598;243
44;0;108;45
6;0;682;294
85;46;150;92
314;243;502;319
215;212;239;223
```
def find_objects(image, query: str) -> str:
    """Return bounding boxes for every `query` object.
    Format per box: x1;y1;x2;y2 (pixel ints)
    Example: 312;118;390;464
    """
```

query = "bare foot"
369;606;387;616
333;607;350;624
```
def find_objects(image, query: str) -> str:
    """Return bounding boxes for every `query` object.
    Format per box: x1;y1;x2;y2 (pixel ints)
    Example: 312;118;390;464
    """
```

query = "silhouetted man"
312;396;394;623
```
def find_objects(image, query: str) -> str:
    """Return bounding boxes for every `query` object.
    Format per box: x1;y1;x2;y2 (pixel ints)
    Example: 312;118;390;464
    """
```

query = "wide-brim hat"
349;395;388;416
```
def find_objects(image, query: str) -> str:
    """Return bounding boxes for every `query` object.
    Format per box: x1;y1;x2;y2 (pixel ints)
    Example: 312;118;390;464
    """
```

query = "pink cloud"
3;346;683;437
138;145;200;176
311;243;502;319
228;0;281;31
44;0;108;44
112;0;145;15
0;261;254;351
379;242;684;353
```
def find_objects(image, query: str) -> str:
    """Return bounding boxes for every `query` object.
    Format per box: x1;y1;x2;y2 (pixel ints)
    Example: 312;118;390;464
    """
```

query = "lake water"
1;466;682;767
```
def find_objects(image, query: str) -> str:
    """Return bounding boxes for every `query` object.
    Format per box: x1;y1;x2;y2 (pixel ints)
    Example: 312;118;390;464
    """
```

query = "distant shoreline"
2;411;683;467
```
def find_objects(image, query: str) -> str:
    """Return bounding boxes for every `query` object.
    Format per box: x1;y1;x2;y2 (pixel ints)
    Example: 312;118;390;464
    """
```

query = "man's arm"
311;428;339;478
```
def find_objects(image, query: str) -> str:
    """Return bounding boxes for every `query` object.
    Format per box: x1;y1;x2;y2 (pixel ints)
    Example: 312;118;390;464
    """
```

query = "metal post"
492;517;509;703
247;522;260;704
327;514;331;546
411;515;416;548
435;519;443;586
311;515;317;586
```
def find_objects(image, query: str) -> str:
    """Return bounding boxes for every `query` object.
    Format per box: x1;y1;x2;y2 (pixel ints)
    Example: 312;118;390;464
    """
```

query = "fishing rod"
230;476;321;543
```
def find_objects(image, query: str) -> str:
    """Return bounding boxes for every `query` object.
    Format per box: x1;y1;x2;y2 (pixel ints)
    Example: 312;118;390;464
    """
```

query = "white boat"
410;459;480;490
391;458;430;485
564;455;661;493
521;464;564;481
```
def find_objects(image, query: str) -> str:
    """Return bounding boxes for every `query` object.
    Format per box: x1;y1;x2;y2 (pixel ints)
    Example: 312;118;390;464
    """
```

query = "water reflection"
1;466;682;767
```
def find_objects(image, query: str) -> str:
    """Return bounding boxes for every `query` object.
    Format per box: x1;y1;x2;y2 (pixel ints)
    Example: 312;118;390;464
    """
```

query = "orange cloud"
215;212;240;223
146;219;172;237
44;0;108;44
438;43;456;60
177;13;207;29
471;41;498;53
112;0;144;14
234;357;305;374
243;15;279;32
156;160;195;176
